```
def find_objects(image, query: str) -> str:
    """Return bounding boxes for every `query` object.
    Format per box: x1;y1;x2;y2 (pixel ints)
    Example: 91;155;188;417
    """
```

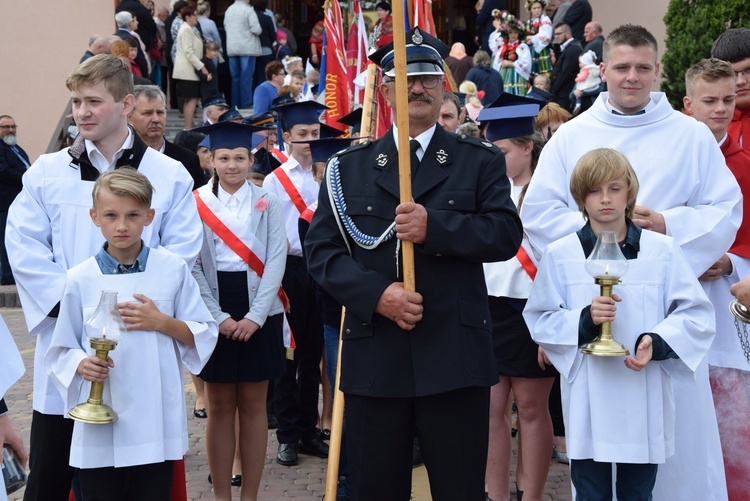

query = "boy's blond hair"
570;148;639;220
684;58;735;97
92;168;154;209
66;54;134;102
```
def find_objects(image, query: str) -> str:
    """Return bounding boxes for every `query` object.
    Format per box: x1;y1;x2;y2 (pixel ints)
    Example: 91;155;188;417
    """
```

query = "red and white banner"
323;0;350;132
346;0;369;106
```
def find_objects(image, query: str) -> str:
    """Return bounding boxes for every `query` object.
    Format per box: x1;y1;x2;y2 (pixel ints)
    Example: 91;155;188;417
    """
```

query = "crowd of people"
2;1;750;501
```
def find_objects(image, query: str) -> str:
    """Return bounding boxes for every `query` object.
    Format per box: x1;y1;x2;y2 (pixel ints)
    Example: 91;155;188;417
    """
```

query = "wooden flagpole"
391;0;416;293
323;62;380;501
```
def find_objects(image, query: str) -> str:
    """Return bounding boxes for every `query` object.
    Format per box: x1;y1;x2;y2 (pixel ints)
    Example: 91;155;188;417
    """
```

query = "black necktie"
612;109;646;116
409;139;421;177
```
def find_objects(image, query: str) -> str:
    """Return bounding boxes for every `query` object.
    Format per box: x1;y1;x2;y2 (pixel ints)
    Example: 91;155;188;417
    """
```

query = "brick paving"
2;302;572;500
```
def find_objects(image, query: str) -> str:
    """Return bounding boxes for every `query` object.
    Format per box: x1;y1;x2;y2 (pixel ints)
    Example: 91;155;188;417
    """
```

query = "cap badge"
412;29;424;45
482;141;493;148
436;149;448;164
376;153;388;167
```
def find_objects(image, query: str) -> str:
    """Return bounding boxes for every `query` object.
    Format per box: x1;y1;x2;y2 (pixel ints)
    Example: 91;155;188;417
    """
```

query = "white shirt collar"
560;37;575;52
217;179;250;206
392;123;437;161
84;128;134;173
719;133;728;147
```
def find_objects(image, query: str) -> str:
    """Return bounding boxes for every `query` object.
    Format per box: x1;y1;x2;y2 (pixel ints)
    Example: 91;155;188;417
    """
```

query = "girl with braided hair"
191;121;287;500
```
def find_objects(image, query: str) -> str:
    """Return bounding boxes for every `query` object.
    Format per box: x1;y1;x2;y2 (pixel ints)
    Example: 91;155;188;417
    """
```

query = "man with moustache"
0;115;29;285
128;85;206;189
305;27;522;500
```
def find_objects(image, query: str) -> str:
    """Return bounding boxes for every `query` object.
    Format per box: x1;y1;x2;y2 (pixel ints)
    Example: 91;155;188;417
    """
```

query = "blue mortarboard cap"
453;92;467;106
292;137;358;164
191;121;266;151
219;107;244;122
336;108;363;134
478;92;548;141
525;86;555;103
369;27;449;77
250;133;266;150
198;135;211;149
319;123;347;139
272;94;296;108
203;95;229;109
270;100;328;130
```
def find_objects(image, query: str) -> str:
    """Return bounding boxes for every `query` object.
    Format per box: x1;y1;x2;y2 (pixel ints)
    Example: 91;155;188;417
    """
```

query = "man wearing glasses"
305;27;522;500
550;22;583;111
712;28;750;150
0;116;29;285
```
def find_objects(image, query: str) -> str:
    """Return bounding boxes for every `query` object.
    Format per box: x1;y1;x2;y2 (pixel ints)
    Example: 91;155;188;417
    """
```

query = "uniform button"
448;200;455;205
367;206;373;212
250;285;257;291
345;328;351;334
483;319;487;325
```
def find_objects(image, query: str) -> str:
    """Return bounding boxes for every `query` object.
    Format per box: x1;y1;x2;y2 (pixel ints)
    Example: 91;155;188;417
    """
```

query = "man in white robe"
521;25;740;501
4;54;202;500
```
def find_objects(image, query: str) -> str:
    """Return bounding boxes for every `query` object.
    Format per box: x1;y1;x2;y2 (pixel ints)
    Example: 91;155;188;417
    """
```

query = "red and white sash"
271;167;308;215
269;147;288;165
516;246;537;280
300;201;318;224
194;185;295;349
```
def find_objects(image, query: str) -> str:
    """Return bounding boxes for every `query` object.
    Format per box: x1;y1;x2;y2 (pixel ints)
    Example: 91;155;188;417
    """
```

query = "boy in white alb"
524;148;715;500
45;169;218;499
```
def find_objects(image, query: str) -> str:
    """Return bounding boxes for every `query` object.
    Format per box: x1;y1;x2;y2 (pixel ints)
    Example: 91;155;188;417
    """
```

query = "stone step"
0;285;21;308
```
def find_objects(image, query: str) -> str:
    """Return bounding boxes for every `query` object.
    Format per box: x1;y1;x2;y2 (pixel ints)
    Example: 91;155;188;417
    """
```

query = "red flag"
424;0;437;36
323;0;350;132
346;0;369;105
413;0;436;36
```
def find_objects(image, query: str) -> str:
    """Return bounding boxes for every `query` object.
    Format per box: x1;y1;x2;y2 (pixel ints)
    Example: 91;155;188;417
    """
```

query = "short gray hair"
132;85;167;109
115;11;134;29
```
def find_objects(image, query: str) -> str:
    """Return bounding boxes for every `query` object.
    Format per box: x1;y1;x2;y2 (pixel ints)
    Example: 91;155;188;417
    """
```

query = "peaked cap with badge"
369;27;450;77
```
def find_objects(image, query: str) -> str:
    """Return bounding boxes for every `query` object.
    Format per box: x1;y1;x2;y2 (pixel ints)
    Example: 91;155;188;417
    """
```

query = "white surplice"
521;92;736;501
45;248;218;468
523;230;714;464
5;147;202;415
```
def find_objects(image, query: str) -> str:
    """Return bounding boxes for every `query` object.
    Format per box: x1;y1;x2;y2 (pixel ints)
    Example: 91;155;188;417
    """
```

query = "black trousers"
570;459;658;501
23;411;74;501
274;256;324;444
78;461;173;501
345;386;490;501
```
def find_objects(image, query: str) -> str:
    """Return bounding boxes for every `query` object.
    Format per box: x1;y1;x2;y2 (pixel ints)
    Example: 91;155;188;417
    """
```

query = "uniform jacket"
0;141;29;211
305;125;523;398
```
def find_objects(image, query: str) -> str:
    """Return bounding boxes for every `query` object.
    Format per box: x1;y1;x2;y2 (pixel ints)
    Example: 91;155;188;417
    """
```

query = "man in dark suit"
305;27;523;500
563;0;593;43
550;22;584;111
0;115;29;285
583;21;605;62
128;85;206;190
114;11;150;79
116;0;158;56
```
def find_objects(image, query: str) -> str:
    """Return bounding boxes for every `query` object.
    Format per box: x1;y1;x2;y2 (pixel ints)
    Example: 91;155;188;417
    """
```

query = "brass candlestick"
69;290;125;424
582;230;630;357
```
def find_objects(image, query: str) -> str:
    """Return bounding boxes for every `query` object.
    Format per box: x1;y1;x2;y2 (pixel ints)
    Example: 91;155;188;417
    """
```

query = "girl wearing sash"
478;95;555;501
191;121;287;501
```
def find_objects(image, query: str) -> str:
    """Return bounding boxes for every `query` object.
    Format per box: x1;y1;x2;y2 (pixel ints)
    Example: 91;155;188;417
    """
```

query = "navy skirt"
200;271;286;383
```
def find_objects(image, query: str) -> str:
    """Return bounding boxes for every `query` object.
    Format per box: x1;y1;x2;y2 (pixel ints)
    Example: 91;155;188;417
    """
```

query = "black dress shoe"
319;428;331;441
193;407;207;419
231;475;242;487
299;436;329;458
276;443;298;466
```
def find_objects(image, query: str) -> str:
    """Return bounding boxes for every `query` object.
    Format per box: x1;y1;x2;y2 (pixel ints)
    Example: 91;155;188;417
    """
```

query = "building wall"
0;0;171;163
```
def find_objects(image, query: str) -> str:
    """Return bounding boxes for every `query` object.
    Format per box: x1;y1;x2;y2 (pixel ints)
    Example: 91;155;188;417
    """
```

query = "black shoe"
207;474;211;484
267;414;279;429
319;428;331;441
276;443;299;466
231;475;242;487
193;406;207;419
299;436;329;458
